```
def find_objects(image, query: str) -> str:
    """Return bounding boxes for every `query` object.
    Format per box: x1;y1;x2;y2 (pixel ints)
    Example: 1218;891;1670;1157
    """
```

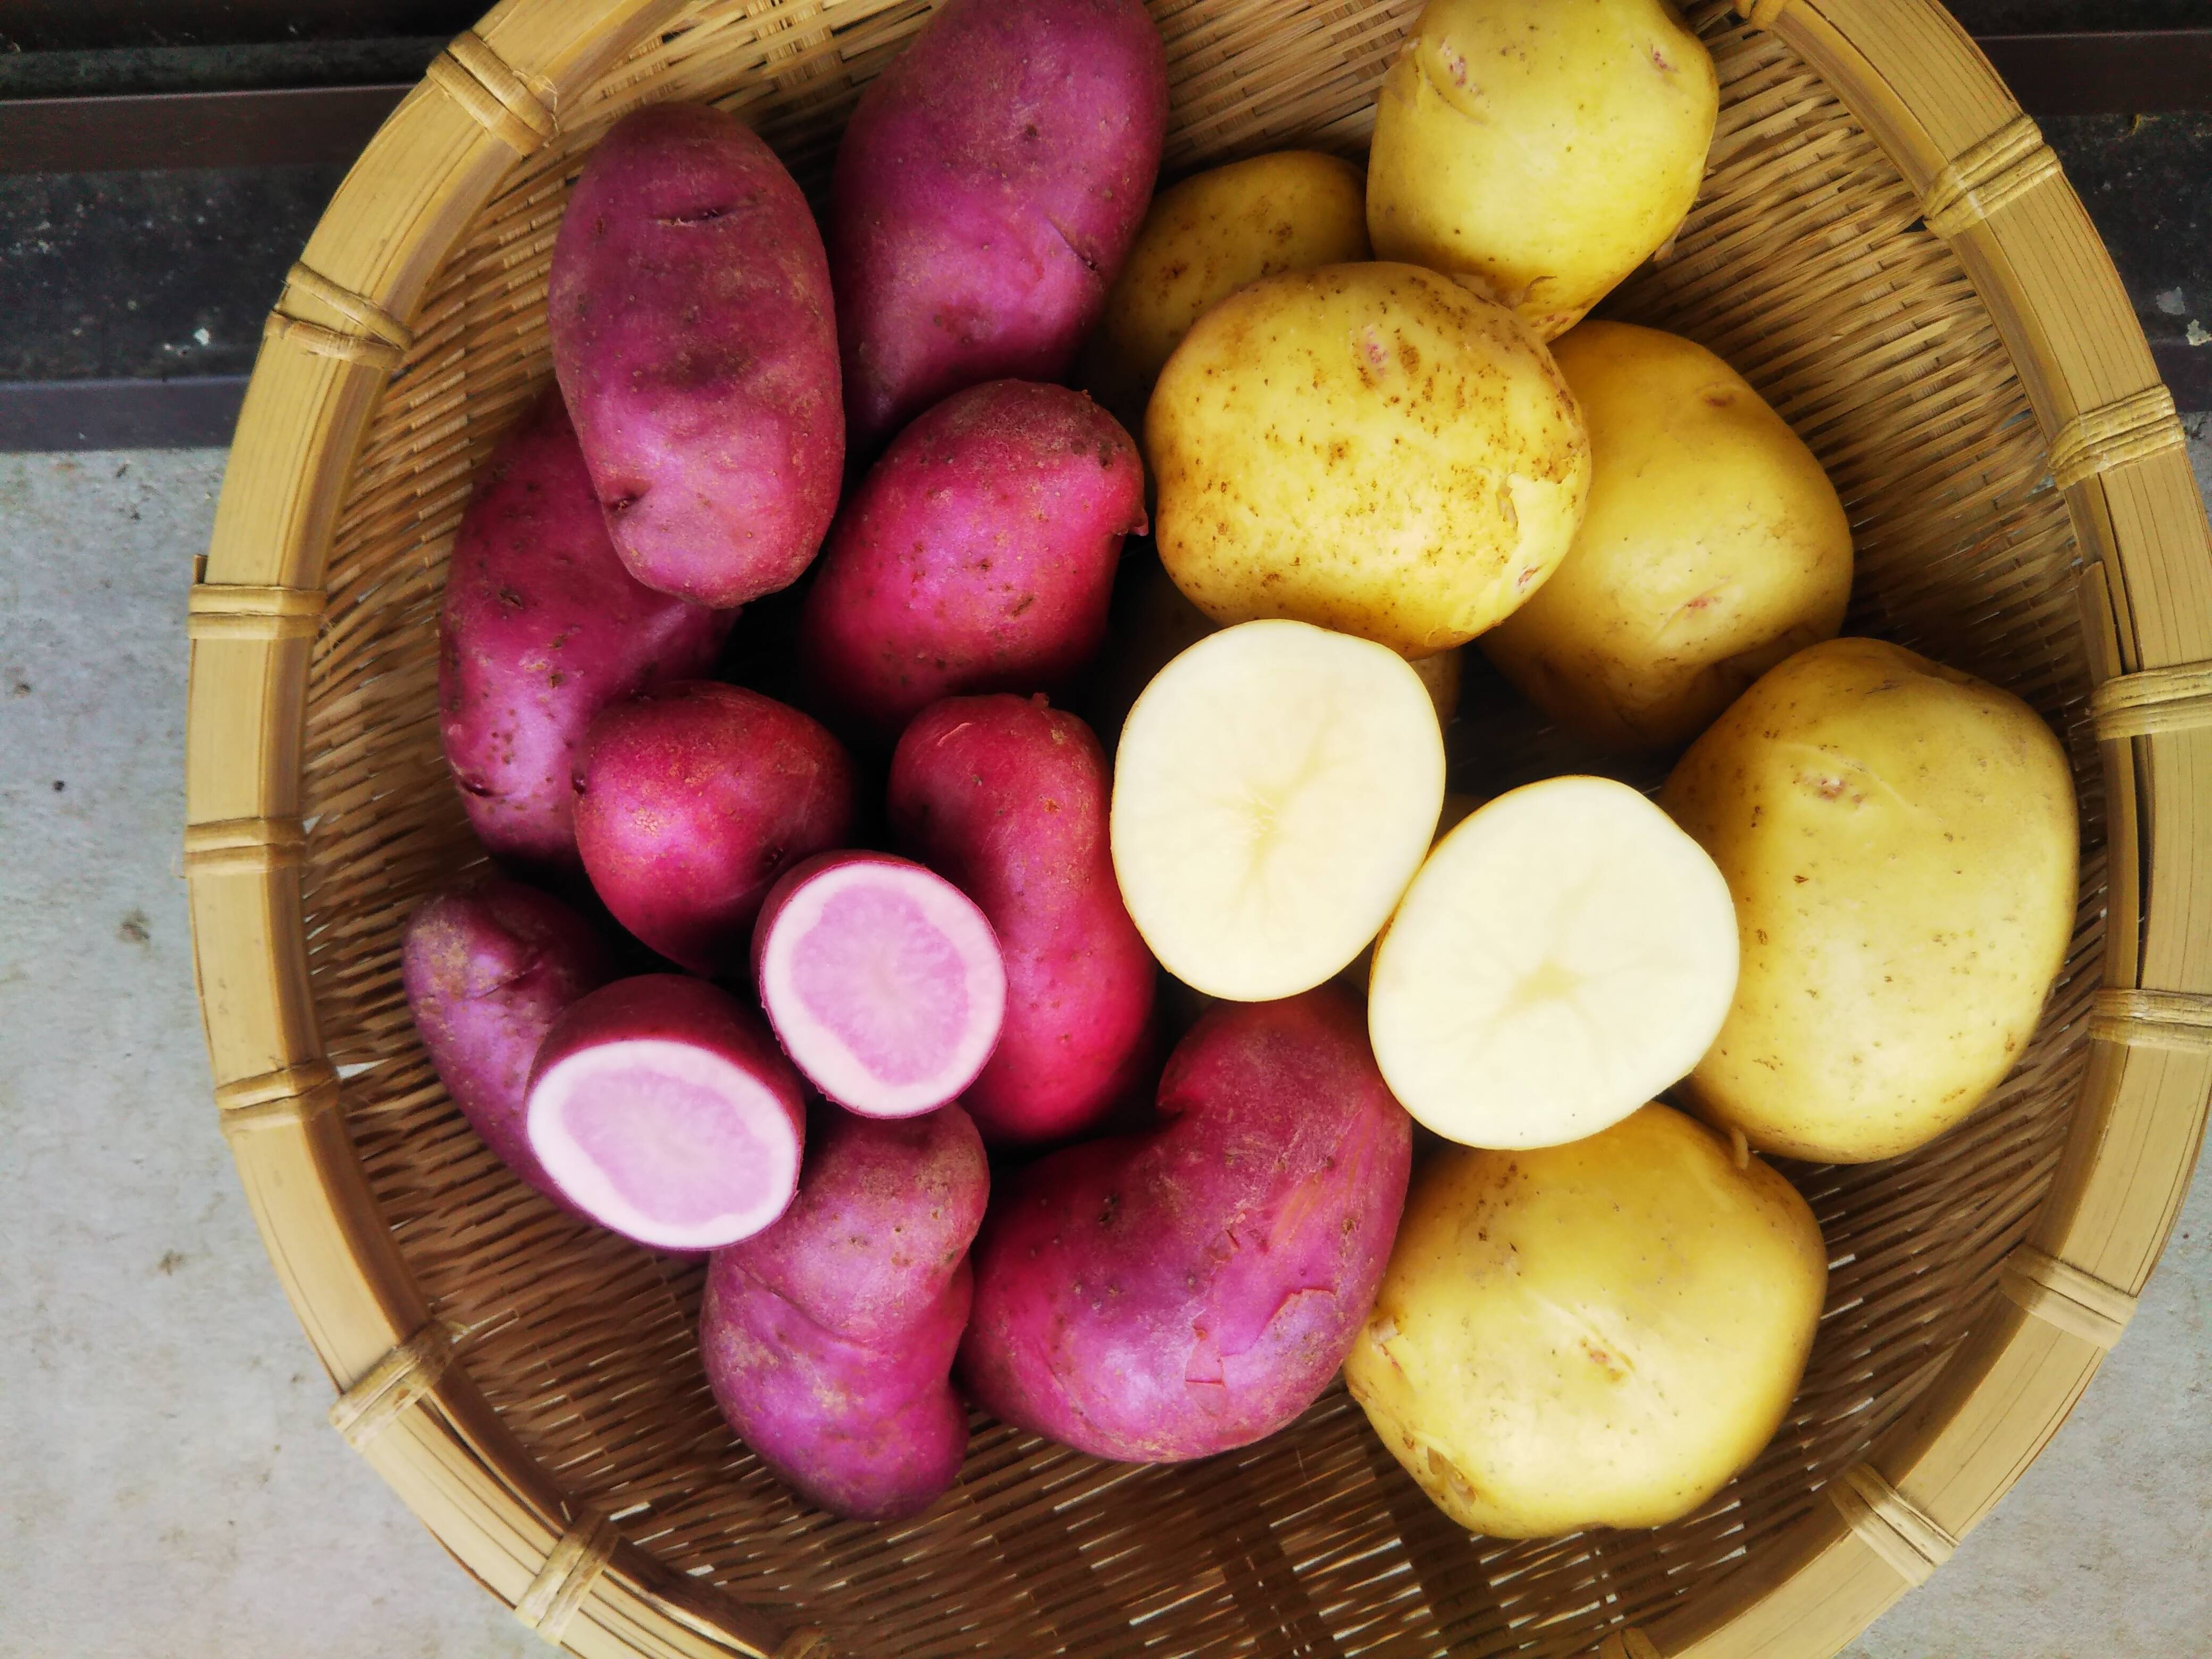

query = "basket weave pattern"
187;1;2212;1655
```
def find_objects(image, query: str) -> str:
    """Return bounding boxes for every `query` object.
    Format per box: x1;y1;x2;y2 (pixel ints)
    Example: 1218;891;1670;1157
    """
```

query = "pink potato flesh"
525;975;808;1251
437;393;734;872
753;852;1007;1119
573;681;855;976
957;988;1412;1462
797;380;1146;741
702;1103;988;1520
549;103;842;608
400;878;611;1210
889;694;1156;1145
828;0;1168;453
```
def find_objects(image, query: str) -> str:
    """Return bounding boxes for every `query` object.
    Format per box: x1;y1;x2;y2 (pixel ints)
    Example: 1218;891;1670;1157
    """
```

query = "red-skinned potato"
890;694;1156;1146
550;103;842;608
438;394;733;872
401;877;612;1209
828;0;1168;453
525;974;808;1252
574;682;855;977
958;988;1412;1461
701;1103;988;1520
751;851;1008;1121
798;381;1145;742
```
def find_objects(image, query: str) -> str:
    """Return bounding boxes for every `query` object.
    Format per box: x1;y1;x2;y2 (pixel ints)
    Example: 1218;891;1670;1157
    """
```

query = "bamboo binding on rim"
187;1;2212;1655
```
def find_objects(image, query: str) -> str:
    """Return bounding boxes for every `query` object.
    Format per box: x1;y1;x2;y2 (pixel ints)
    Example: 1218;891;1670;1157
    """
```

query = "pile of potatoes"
403;0;2080;1540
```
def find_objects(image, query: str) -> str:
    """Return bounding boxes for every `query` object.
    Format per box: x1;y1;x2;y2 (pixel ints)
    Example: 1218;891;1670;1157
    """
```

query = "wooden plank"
0;85;411;174
4;29;2205;178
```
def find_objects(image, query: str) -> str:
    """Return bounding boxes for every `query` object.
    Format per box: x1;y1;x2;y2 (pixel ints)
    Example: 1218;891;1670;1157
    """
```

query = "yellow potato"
1663;638;2078;1163
1481;322;1853;751
1367;0;1718;340
1150;262;1591;657
1077;150;1371;437
1345;1104;1826;1537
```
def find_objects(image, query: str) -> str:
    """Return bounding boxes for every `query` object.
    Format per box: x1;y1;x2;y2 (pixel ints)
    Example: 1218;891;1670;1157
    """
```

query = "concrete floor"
2;438;2208;1658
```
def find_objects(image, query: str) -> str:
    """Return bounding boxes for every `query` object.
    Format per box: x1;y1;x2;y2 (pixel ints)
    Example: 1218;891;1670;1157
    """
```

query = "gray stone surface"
1;438;2208;1657
0;450;530;1659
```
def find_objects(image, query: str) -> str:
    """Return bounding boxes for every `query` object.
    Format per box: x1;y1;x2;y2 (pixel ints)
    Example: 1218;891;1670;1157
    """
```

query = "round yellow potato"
1150;262;1591;657
1367;0;1718;340
1344;1103;1826;1538
1077;150;1371;437
1663;638;2079;1163
1481;322;1854;751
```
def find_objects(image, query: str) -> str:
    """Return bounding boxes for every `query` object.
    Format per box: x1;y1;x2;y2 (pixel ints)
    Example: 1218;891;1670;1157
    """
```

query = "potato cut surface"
1369;775;1737;1147
755;853;1007;1120
1111;619;1445;1001
529;1038;802;1251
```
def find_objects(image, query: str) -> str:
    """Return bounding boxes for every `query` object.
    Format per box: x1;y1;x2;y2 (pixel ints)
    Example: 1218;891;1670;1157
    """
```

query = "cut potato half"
1369;776;1737;1148
1112;619;1446;1001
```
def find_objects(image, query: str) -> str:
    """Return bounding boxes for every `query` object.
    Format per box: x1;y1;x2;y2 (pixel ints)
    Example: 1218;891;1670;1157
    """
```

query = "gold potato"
1481;321;1854;751
1345;1104;1827;1537
1150;262;1591;657
1078;150;1371;438
1663;638;2079;1163
1367;0;1718;340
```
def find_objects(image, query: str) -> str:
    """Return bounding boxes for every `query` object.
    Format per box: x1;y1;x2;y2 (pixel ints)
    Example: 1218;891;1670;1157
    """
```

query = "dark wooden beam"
1977;29;2212;116
1;29;2208;175
0;84;410;174
0;375;251;451
0;3;474;52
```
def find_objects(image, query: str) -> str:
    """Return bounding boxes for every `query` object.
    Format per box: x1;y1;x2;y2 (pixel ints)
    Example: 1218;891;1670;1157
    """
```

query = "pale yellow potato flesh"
1111;619;1445;1001
1481;322;1854;752
1078;150;1371;438
1663;637;2079;1163
1369;776;1739;1150
1344;1103;1827;1538
1367;0;1718;340
1150;262;1591;657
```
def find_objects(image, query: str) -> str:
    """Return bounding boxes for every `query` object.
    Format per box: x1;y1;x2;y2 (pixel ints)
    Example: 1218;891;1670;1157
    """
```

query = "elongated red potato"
525;975;807;1251
438;394;733;872
890;695;1156;1146
574;682;855;977
753;852;1007;1119
701;1103;988;1520
958;988;1412;1460
401;878;611;1209
550;103;842;607
798;381;1145;742
828;0;1168;453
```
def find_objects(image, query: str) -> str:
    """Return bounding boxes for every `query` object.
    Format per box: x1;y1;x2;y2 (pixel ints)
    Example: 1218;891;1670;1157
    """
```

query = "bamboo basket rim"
182;2;2212;1656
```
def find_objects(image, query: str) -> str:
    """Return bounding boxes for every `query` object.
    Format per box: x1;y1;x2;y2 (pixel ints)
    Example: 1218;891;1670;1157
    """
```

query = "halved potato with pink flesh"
525;975;807;1251
753;852;1007;1119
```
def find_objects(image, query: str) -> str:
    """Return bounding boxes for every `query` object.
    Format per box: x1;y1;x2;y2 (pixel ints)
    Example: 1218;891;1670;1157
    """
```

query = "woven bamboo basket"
185;0;2212;1654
